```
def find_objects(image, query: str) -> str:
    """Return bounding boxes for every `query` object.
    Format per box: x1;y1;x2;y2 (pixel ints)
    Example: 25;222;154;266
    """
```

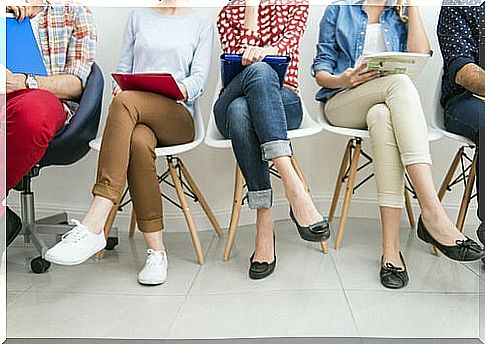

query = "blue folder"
6;16;48;76
220;54;290;88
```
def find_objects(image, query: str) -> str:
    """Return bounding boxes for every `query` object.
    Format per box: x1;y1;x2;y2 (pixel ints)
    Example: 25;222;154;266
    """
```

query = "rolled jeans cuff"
261;140;292;161
401;152;432;167
137;217;164;233
92;183;122;205
247;189;273;210
378;193;405;209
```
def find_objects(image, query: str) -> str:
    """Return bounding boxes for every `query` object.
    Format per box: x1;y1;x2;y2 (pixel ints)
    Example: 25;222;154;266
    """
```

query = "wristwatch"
25;74;39;89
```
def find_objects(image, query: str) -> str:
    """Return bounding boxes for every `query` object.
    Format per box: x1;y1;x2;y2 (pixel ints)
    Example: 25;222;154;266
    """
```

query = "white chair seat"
317;104;443;142
90;103;205;157
204;89;321;149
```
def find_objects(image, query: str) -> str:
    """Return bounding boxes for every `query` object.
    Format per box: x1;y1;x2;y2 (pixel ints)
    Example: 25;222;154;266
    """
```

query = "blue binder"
6;16;48;76
220;54;290;88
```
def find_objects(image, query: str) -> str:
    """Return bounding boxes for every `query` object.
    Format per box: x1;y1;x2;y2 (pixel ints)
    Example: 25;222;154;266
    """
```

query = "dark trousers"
444;91;485;221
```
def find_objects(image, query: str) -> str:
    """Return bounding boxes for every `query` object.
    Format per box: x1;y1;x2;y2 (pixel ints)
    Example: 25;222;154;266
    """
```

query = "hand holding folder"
220;54;291;88
112;73;185;101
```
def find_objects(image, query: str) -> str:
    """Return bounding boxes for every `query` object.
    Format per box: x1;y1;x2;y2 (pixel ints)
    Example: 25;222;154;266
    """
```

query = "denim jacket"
312;0;409;102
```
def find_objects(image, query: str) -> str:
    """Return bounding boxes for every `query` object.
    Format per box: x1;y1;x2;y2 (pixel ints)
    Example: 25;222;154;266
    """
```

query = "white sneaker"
138;249;168;285
44;220;106;266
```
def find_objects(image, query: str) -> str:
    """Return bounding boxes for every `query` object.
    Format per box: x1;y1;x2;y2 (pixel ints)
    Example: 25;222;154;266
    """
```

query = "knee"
386;74;417;94
11;91;64;144
245;62;278;83
226;98;252;140
130;126;156;157
366;104;391;129
110;91;137;112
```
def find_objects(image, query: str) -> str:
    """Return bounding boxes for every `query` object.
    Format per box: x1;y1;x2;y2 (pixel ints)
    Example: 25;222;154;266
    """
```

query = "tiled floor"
6;217;482;339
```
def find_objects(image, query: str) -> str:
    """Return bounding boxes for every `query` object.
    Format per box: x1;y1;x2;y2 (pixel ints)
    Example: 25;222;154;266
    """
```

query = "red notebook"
112;73;185;101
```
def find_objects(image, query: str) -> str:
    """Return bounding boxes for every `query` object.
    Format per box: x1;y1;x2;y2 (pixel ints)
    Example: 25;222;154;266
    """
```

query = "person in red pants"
5;2;97;246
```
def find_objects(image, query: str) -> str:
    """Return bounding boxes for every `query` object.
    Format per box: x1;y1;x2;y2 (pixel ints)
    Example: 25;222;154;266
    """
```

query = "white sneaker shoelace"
145;249;165;267
60;220;90;244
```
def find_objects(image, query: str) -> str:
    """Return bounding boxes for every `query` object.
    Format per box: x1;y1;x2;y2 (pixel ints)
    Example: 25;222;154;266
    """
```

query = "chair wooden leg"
129;208;137;239
168;158;204;265
291;155;329;254
95;205;118;259
456;154;477;232
329;140;352;223
335;139;361;250
438;147;464;201
178;159;223;238
223;165;245;261
291;156;310;193
404;188;415;229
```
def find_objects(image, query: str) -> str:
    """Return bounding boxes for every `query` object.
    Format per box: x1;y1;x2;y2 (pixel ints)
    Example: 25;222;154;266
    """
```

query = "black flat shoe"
289;208;330;242
6;207;22;247
249;235;276;280
417;216;485;262
380;252;409;289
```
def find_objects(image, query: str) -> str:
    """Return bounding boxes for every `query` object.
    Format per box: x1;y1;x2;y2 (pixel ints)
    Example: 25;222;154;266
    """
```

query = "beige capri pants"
324;74;432;208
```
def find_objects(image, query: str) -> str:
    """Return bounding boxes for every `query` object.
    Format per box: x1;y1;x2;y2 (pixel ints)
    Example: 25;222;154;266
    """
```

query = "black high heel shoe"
417;216;485;262
380;252;409;289
249;234;276;280
289;208;330;242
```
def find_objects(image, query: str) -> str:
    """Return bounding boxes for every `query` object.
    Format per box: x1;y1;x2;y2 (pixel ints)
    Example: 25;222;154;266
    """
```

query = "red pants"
6;89;67;192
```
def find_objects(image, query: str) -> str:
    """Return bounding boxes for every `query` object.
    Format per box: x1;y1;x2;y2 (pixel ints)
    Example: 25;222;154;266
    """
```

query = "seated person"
45;1;213;286
313;0;484;289
437;4;485;243
5;1;96;246
215;0;329;280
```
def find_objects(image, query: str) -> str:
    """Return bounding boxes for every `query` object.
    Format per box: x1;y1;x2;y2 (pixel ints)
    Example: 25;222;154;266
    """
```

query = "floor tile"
347;291;478;338
7;292;184;338
191;220;341;294
331;218;479;293
7;232;214;297
169;289;359;338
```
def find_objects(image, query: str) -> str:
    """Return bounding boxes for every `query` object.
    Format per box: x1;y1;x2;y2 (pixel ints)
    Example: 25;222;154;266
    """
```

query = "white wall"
9;5;479;232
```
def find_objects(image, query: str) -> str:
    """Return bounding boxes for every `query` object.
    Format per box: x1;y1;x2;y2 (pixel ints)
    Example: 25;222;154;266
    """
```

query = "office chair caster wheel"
30;256;51;274
105;237;119;251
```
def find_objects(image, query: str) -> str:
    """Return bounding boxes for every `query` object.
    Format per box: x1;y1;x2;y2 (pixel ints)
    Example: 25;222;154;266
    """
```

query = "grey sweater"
116;8;214;115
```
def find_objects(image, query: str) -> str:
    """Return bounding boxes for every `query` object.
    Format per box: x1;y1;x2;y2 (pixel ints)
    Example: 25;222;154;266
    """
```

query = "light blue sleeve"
312;5;340;76
116;11;135;74
179;17;214;104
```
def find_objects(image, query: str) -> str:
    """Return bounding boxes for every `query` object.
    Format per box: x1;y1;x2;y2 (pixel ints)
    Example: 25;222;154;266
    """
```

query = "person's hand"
112;85;122;96
241;46;279;66
7;6;43;22
177;83;188;101
337;64;379;89
6;70;26;94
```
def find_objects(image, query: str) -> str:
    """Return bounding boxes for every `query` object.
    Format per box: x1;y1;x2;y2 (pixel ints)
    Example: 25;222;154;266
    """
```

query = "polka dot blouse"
217;0;309;89
437;4;484;106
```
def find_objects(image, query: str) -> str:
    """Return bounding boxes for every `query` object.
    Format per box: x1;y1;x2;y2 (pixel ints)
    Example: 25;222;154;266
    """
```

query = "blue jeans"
214;62;303;209
444;91;485;221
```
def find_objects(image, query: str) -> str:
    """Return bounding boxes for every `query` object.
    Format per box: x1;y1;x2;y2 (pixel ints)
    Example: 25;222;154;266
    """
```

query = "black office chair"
16;63;118;273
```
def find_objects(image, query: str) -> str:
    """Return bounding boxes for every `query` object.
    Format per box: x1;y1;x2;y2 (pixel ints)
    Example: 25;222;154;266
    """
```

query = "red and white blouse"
217;0;309;89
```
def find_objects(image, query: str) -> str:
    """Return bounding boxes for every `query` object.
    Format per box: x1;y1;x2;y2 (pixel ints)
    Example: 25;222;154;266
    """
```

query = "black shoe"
6;207;22;247
417;216;485;262
380;252;409;289
289;208;330;242
249;235;276;280
476;222;485;246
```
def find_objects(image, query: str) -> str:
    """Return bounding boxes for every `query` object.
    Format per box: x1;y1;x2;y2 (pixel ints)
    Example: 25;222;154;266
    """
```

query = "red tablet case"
112;73;185;101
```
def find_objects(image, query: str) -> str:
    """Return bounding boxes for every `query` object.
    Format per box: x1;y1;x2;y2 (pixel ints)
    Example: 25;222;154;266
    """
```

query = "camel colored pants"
92;91;195;232
324;74;432;208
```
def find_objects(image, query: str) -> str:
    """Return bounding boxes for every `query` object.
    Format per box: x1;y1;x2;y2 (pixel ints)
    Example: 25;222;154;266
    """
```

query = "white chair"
429;79;477;232
318;92;443;250
89;103;222;265
205;86;328;261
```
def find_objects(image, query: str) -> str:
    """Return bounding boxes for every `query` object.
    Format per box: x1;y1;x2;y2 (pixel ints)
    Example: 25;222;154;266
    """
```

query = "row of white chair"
89;79;476;264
